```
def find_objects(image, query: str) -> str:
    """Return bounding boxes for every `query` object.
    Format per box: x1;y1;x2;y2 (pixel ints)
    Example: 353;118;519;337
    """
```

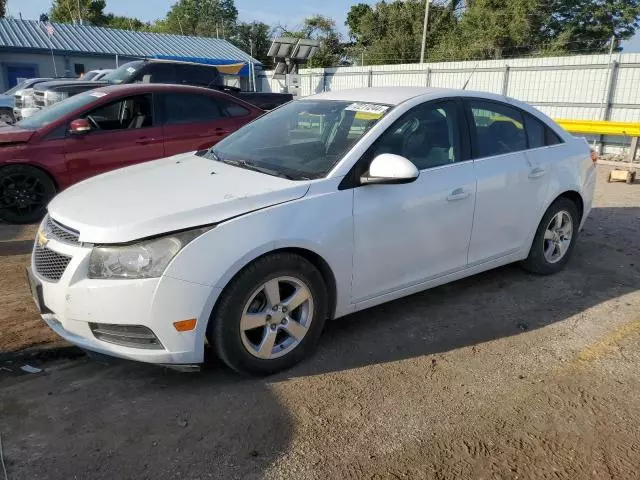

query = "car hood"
0;125;35;143
48;151;310;244
0;94;13;108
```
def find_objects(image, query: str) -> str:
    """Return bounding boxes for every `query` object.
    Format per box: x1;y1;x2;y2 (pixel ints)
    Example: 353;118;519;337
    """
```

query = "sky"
6;0;640;52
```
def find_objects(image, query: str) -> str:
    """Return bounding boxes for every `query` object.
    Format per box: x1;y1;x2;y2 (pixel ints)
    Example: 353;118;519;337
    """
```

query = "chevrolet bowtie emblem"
37;229;49;248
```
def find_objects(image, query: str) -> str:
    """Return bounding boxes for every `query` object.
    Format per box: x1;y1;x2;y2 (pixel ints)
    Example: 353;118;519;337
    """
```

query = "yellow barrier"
555;119;640;137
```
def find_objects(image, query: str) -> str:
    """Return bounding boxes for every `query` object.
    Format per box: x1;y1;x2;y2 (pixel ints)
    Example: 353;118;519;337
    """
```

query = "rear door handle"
446;188;470;202
529;167;547;179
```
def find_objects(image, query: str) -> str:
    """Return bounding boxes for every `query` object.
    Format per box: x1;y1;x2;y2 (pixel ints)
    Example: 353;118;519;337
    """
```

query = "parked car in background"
10;78;56;122
0;84;262;223
12;77;70;121
0;80;33;123
84;69;113;81
31;59;292;113
27;87;596;375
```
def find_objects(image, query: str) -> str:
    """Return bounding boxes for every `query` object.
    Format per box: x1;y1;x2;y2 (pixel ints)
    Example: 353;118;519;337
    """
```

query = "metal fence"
259;53;640;154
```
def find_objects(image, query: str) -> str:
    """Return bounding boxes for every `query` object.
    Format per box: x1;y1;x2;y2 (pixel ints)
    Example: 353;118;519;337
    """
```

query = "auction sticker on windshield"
346;102;390;120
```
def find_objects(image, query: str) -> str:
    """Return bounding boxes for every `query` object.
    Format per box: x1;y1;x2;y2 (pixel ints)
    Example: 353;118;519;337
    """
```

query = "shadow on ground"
1;206;638;479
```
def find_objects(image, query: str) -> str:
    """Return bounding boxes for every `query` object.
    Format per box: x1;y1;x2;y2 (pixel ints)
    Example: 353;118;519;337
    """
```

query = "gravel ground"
1;165;639;479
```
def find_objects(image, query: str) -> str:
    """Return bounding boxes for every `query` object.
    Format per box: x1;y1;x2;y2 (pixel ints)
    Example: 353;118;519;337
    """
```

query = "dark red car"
0;84;262;223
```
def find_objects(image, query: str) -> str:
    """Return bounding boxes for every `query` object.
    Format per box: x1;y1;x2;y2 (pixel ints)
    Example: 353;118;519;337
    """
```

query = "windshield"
5;80;27;95
101;61;144;84
17;91;99;129
208;100;390;180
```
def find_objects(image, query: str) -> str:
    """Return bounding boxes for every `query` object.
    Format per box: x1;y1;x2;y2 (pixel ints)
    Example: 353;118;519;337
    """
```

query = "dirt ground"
1;165;639;480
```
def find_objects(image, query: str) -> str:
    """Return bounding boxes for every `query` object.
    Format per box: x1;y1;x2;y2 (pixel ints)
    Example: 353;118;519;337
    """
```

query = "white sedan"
28;87;597;375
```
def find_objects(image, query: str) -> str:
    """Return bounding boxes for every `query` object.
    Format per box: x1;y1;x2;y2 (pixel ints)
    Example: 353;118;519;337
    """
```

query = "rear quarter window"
523;113;564;148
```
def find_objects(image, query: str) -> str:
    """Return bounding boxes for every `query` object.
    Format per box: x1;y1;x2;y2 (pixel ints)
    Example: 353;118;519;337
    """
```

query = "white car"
83;69;113;81
28;87;597;375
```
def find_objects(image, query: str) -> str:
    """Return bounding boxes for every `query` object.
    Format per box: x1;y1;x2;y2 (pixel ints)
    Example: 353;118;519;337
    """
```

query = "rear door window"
468;100;527;157
161;92;223;125
219;99;251;117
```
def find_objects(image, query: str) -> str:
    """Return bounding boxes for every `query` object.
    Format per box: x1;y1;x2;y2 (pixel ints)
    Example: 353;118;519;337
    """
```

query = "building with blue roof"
0;18;260;90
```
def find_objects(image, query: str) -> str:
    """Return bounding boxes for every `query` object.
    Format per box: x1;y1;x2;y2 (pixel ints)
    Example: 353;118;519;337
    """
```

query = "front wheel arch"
208;247;338;329
207;250;330;374
0;163;58;224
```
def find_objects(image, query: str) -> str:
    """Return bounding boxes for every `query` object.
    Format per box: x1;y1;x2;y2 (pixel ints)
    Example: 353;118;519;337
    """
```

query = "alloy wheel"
543;210;573;264
240;276;314;360
0;172;47;217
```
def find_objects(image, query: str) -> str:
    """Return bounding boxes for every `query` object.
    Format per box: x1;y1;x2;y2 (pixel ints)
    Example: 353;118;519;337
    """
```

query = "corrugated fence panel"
258;53;640;149
508;68;608;104
612;66;640;105
430;70;502;93
371;70;428;87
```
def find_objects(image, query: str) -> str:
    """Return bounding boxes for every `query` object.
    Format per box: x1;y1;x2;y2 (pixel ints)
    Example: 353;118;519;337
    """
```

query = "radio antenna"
462;62;480;90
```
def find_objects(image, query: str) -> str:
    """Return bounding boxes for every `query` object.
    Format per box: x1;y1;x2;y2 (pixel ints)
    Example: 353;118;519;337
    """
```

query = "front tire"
209;253;328;375
0;165;56;224
521;197;579;275
0;108;15;125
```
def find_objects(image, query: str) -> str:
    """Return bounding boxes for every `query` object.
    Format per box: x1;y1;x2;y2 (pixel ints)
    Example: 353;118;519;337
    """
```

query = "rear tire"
0;165;56;224
521;197;579;275
208;253;328;375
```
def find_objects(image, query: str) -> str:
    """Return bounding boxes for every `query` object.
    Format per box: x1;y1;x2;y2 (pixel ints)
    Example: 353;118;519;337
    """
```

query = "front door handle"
529;167;547;179
135;138;155;145
446;188;470;202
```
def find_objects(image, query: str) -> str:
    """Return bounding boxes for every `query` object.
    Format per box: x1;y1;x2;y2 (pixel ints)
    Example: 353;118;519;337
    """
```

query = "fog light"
89;323;164;350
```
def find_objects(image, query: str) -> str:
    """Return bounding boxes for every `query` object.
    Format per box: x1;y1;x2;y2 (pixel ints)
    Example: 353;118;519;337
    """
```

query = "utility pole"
76;0;82;24
419;0;430;63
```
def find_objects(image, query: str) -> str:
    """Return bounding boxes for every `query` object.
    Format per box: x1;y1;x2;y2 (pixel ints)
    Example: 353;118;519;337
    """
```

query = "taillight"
590;150;599;163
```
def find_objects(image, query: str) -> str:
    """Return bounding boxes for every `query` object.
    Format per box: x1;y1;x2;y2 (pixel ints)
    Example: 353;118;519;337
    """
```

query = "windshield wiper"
216;157;298;180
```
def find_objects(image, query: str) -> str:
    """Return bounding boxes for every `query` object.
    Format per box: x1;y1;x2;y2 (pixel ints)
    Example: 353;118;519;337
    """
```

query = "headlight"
23;94;36;108
88;227;212;279
45;91;68;106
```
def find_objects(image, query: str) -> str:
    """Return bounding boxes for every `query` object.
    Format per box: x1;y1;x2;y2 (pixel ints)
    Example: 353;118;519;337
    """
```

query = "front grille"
34;91;45;108
46;216;80;244
34;245;72;282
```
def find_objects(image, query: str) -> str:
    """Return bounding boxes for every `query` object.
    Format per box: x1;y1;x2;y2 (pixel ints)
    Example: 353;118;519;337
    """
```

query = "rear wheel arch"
555;190;584;222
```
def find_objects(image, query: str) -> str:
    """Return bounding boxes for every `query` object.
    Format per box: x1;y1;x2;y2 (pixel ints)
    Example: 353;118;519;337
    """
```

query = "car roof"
91;83;226;95
310;87;510;106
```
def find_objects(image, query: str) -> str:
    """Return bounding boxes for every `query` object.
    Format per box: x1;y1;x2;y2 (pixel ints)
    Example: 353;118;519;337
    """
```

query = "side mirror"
69;118;91;135
360;153;419;185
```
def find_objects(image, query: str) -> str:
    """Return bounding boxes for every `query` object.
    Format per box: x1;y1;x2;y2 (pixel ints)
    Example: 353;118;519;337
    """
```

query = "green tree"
542;0;640;53
345;0;458;65
104;15;151;31
230;22;273;67
155;0;238;37
50;0;107;25
444;0;543;59
345;3;373;41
